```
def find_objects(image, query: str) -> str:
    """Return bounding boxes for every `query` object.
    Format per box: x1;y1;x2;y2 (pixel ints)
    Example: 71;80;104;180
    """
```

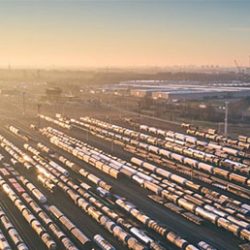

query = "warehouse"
152;88;250;101
106;81;250;101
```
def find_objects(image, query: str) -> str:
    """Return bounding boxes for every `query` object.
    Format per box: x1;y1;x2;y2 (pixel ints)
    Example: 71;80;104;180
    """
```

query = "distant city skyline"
0;0;249;68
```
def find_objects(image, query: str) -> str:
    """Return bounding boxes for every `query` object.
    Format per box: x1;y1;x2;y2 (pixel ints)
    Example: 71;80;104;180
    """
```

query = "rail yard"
1;0;250;249
0;103;249;250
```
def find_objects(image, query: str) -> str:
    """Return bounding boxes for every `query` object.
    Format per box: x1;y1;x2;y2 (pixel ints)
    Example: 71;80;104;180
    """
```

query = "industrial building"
114;81;250;101
151;87;250;101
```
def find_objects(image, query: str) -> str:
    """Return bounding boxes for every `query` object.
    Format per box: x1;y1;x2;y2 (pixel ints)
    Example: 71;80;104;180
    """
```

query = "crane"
234;59;243;74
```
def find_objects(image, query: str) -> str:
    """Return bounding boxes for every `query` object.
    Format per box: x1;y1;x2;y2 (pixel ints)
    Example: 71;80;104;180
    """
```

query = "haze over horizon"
0;0;250;69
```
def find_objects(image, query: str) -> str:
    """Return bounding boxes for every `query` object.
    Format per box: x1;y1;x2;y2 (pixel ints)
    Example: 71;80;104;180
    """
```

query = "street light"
224;101;229;137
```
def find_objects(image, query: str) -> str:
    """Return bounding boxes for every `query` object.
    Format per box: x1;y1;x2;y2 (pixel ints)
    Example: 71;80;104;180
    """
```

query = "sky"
0;0;249;68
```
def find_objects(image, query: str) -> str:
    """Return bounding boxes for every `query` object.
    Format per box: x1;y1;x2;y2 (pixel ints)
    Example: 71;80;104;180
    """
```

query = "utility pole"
22;92;26;115
37;103;41;127
224;101;229;137
37;103;41;115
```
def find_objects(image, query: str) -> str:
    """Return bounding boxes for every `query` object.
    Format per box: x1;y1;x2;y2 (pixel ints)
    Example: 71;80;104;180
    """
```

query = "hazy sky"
0;0;250;68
